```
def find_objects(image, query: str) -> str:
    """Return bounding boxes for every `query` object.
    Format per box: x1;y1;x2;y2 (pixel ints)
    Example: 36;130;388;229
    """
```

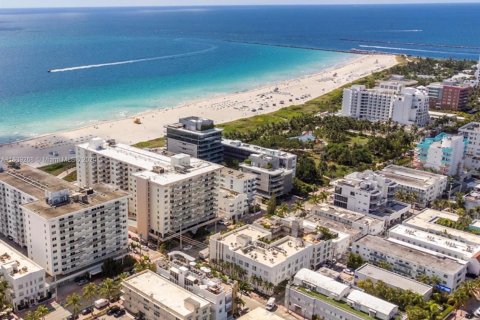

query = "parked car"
114;309;126;318
182;245;192;250
265;297;276;311
94;298;109;309
107;306;121;316
81;306;93;315
76;279;89;286
474;306;480;317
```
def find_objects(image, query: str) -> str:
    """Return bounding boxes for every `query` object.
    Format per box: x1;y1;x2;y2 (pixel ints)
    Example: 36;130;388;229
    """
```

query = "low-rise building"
209;223;336;290
0;241;49;310
222;139;296;198
122;270;212;320
311;204;385;237
166;117;224;163
237;308;286;320
156;253;235;320
352;235;466;292
286;268;398;320
403;209;480;247
217;188;249;222
218;168;257;205
414;133;466;176
388;224;480;275
378;165;448;207
354;264;433;300
333;171;410;225
463;184;480;211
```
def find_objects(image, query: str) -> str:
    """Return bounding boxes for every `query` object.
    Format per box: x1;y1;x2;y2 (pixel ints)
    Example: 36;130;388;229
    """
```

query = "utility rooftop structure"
353;235;466;292
355;264;433;300
76;138;222;241
221;139;297;198
166;117;223;163
378;165;447;207
122;270;212;320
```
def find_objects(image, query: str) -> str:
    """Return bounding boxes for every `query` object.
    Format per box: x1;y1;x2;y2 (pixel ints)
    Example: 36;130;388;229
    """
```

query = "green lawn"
38;161;76;176
132;137;166;149
63;171;77;182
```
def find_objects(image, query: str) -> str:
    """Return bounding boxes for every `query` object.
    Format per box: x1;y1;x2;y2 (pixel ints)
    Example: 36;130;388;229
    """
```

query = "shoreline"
0;53;398;167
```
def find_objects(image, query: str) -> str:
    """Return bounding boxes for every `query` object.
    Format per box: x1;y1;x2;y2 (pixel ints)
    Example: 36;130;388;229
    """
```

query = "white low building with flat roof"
122;270;212;320
355;264;433;300
388;224;480;275
209;224;335;290
0;241;49;310
237;308;286;320
286;268;398;320
378;165;448;207
403;208;480;246
352;235;466;292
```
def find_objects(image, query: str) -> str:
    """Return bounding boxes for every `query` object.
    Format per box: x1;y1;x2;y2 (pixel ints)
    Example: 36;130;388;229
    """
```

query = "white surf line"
49;45;217;73
359;45;473;55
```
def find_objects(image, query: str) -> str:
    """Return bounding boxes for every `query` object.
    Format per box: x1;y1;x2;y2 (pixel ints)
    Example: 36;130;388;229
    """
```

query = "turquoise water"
1;4;479;143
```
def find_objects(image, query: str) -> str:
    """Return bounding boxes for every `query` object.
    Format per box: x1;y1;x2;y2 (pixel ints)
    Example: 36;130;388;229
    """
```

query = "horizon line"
2;1;480;9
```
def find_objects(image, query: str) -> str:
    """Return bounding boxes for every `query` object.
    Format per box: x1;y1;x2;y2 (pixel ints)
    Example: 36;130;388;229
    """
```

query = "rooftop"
379;165;447;190
346;290;397;317
459;122;480;133
355;263;433;296
403;208;480;246
219;167;256;181
123;270;210;318
294;268;349;298
356;235;465;273
389;224;480;259
0;240;44;279
78;138;222;185
22;184;128;219
312;204;384;228
222;139;296;160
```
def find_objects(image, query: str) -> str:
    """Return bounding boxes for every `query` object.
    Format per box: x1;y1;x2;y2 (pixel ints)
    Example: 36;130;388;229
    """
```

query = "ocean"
0;4;479;143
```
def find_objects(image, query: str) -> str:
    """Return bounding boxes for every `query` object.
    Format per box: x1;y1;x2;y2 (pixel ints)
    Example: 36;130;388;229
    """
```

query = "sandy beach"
0;54;397;167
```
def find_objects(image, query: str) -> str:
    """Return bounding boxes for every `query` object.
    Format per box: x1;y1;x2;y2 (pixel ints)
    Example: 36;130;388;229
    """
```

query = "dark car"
66;315;78;320
81;306;93;315
114;308;126;318
465;313;474;319
107;306;121;316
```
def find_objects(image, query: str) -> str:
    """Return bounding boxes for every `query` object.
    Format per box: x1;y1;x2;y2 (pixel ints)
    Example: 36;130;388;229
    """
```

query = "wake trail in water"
49;46;217;73
358;45;473;55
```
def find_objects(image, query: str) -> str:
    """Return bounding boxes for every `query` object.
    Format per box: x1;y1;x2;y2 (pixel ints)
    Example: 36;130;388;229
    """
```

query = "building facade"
166;117;223;163
222;139;297;198
378;165;448;207
333;171;409;225
122;270;212;320
352;235;466;292
459;122;480;170
414;133;466;176
218;168;257;205
76;138;222;241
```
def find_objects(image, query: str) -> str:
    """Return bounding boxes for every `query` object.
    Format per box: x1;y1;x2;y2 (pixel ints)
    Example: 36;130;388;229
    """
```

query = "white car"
474;306;480;317
182;245;192;250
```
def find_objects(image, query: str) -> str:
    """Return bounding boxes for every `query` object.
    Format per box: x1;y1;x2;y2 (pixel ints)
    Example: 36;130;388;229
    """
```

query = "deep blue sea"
0;4;479;143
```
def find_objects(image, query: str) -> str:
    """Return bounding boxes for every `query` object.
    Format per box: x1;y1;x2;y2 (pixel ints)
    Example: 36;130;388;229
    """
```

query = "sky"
1;0;480;8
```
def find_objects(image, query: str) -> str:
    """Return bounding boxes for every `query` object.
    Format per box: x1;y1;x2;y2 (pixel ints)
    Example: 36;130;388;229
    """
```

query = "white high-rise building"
459;122;480;170
76;138;222;241
414;133;466;176
341;82;429;126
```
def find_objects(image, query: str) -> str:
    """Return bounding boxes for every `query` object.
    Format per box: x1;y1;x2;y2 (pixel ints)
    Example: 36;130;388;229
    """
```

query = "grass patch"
348;135;369;146
63;170;77;182
132;137;166;149
38;161;76;176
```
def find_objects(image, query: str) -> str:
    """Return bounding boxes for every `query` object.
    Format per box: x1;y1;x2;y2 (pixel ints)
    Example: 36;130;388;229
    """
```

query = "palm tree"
100;278;120;302
24;311;39;320
34;305;50;320
293;200;305;217
276;203;289;217
65;293;82;319
134;255;155;273
318;191;329;203
82;282;98;303
308;194;321;206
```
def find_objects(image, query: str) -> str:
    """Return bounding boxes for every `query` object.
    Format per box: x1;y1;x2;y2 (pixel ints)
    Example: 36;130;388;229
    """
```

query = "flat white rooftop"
222;139;296;159
404;209;480;246
355;263;433;296
0;240;43;279
78;139;222;185
294;268;349;297
379;165;446;191
123;270;210;318
346;290;397;316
